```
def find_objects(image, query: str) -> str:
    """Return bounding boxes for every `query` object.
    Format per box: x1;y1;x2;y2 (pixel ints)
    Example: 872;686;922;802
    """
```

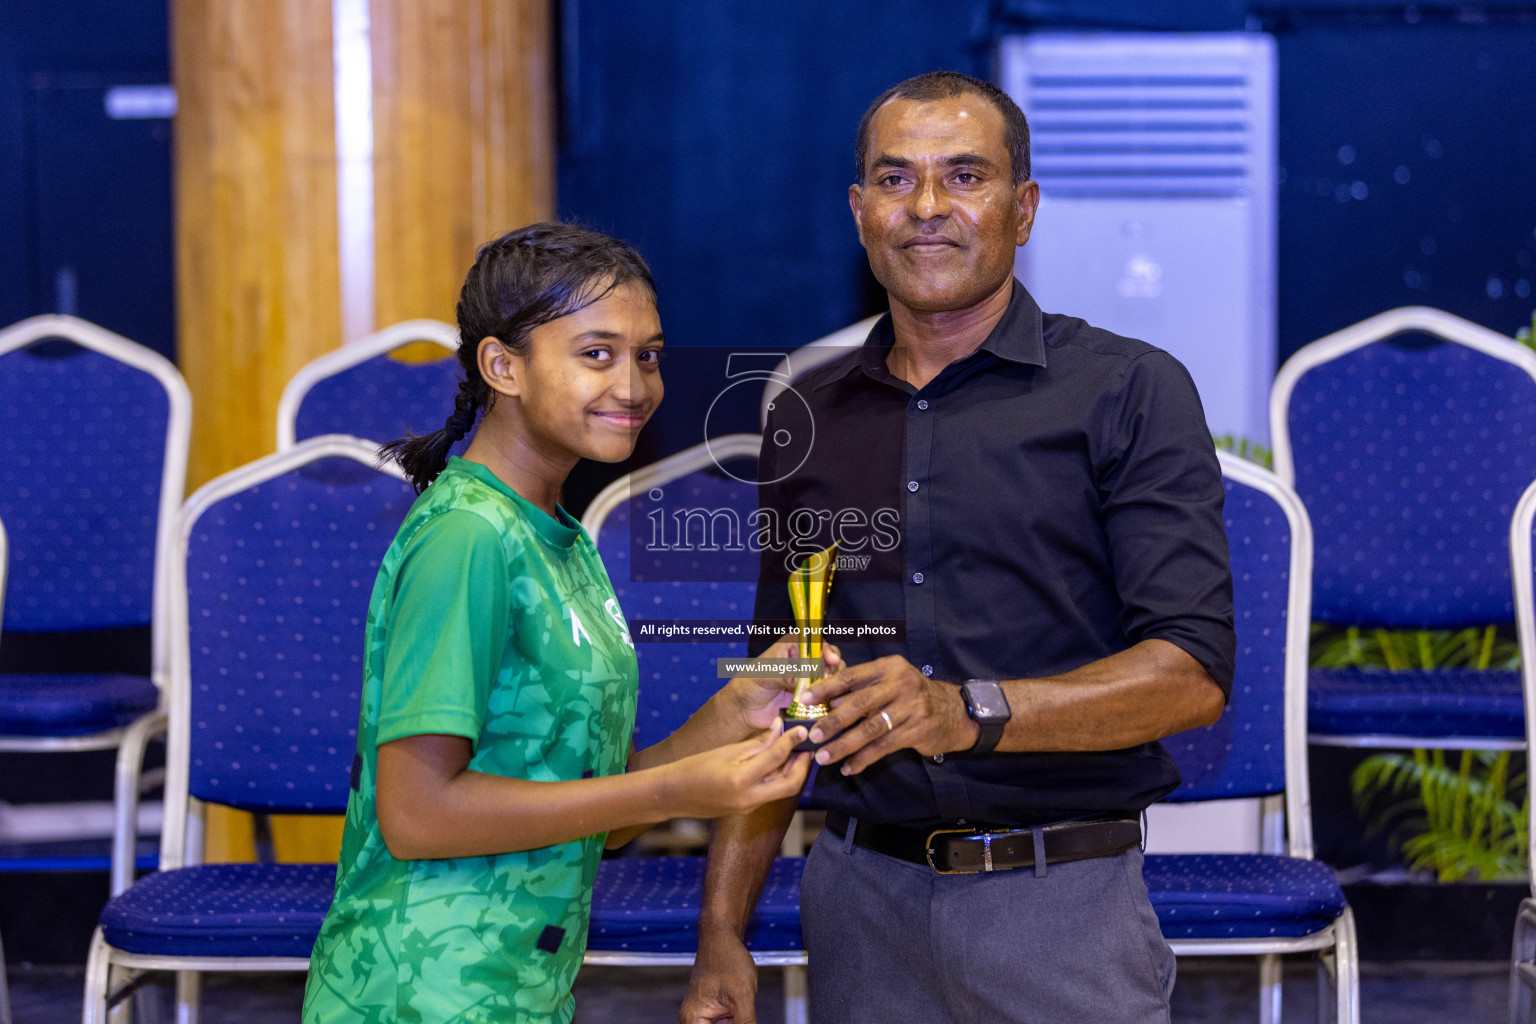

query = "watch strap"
965;717;1005;756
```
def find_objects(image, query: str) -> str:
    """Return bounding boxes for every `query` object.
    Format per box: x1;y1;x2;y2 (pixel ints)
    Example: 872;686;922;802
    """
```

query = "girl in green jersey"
302;224;816;1024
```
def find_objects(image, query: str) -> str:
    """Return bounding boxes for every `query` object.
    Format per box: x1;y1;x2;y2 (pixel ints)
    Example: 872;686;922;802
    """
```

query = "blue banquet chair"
0;316;189;1011
275;318;459;451
581;435;811;1024
1507;479;1536;1023
0;316;190;878
80;435;414;1024
1271;306;1536;751
0;516;9;1024
1145;450;1359;1024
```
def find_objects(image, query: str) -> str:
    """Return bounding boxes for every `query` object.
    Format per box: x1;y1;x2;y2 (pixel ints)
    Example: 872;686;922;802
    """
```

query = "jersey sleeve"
376;509;512;747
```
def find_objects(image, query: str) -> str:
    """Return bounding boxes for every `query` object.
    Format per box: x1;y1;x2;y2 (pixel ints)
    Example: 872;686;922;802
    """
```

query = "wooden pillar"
371;0;553;327
171;0;552;862
173;0;344;490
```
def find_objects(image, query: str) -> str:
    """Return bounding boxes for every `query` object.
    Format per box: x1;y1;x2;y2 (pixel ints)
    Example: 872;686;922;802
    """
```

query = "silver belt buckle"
982;833;994;872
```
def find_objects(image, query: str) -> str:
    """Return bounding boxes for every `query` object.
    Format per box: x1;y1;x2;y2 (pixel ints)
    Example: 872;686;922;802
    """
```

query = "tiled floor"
6;957;1512;1023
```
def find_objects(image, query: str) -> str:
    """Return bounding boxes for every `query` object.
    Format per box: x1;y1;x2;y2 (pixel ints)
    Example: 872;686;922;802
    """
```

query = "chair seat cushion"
0;836;158;873
100;863;336;958
1309;667;1523;739
1144;854;1346;939
588;856;803;955
98;854;1345;956
0;672;157;736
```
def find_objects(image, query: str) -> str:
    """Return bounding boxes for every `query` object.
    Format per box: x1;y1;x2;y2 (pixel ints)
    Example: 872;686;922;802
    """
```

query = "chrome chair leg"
0;929;12;1024
1510;898;1536;1024
1259;952;1282;1024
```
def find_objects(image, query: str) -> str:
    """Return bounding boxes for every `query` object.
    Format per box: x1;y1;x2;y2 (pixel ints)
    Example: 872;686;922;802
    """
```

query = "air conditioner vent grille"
1008;42;1271;199
1029;75;1248;88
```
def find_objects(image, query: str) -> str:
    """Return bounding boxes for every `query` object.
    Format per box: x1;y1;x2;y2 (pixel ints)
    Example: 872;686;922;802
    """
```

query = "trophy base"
781;703;830;752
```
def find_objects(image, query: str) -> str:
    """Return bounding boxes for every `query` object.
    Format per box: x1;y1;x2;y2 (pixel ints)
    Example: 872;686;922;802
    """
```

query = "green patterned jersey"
302;457;638;1024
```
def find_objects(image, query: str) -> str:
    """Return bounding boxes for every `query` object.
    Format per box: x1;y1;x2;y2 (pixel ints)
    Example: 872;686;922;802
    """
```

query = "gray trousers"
800;825;1175;1023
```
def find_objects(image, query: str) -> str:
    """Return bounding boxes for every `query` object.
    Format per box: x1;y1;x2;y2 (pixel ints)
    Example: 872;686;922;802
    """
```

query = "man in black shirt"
681;71;1233;1024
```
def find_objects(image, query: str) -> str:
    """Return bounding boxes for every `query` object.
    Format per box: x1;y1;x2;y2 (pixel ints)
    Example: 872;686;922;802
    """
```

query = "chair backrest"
1272;306;1536;628
758;316;880;430
1160;452;1315;859
276;319;460;451
583;436;761;752
159;436;415;867
0;315;189;638
1512;479;1536;890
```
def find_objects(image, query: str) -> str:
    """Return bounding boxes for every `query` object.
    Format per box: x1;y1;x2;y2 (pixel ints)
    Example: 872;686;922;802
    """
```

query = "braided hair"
381;223;656;492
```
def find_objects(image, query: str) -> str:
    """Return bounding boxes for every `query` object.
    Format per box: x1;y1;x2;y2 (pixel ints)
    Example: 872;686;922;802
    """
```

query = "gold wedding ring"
880;710;894;733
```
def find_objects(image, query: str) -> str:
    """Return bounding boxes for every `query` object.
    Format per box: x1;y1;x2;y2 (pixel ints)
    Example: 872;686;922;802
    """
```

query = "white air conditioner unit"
1000;33;1277;443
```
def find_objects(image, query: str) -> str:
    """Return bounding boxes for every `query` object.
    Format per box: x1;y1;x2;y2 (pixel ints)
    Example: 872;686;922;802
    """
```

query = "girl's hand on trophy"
728;635;841;730
660;719;813;818
799;655;979;775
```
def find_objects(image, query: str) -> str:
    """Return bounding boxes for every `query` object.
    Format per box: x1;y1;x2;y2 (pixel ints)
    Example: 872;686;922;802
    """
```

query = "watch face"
965;680;1009;721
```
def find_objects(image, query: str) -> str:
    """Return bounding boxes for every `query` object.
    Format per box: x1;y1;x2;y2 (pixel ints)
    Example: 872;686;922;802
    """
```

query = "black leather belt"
825;811;1140;875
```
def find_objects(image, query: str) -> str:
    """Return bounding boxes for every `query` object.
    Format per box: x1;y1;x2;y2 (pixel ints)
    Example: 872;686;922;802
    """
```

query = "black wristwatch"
959;679;1011;756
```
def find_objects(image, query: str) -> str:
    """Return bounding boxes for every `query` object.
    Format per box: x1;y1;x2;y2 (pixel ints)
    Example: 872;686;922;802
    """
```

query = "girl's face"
490;279;665;464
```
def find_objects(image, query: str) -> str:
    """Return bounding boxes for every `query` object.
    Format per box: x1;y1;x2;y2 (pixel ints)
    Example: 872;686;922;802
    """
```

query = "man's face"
849;94;1039;315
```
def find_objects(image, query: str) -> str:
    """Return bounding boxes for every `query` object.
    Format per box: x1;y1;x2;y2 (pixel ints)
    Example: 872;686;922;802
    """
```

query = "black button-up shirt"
751;280;1234;829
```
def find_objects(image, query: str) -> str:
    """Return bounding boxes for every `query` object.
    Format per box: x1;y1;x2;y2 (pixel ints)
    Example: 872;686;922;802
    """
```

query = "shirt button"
921;664;933;676
907;480;919;493
917;399;929;410
912;572;925;585
932;753;945;764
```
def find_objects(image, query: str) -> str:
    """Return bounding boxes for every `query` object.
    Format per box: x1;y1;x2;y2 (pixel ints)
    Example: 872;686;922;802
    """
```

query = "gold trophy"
781;543;836;751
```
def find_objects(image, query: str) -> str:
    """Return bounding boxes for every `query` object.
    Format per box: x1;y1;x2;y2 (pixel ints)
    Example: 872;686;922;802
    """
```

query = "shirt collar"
817;278;1046;389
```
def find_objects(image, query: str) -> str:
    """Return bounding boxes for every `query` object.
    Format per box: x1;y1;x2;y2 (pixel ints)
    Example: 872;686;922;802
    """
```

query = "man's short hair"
853;71;1031;187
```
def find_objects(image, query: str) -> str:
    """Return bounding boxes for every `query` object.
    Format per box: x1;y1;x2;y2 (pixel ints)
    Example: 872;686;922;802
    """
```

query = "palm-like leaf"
1352;749;1528;882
